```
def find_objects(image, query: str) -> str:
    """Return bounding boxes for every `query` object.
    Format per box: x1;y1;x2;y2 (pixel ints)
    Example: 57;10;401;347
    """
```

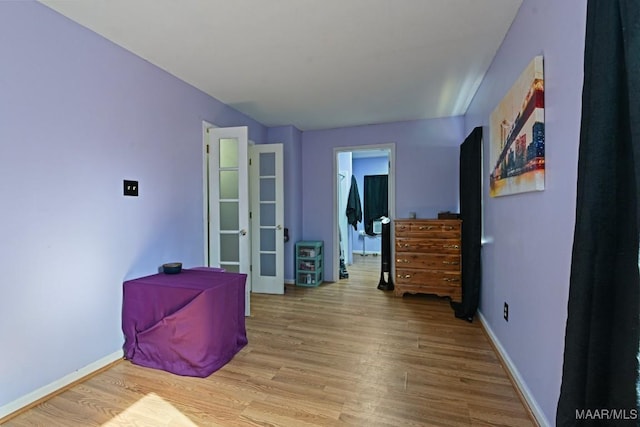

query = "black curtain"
557;1;640;424
364;174;388;236
451;127;482;321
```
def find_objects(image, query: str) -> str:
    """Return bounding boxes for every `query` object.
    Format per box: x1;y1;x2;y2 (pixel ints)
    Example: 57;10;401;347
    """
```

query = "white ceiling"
39;0;522;131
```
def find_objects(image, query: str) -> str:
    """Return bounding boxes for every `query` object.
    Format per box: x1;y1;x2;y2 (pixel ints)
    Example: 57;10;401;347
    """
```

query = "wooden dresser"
394;219;462;302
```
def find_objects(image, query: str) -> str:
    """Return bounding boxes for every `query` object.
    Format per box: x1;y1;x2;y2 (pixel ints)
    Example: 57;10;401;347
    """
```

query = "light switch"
124;180;138;196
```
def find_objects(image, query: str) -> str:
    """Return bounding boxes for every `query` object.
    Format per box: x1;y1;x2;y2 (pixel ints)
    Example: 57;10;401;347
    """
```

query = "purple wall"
266;126;303;282
464;0;587;424
302;117;464;280
0;1;266;410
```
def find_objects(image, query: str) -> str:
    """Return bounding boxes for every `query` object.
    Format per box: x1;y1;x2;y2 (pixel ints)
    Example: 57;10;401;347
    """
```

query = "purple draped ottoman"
122;269;247;377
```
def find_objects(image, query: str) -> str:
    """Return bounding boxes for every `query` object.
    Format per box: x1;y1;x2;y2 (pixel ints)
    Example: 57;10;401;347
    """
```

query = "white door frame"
332;143;396;282
202;121;216;265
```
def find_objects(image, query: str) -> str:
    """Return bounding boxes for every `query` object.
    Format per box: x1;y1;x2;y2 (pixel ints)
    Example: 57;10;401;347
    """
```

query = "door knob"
276;225;283;230
239;229;247;236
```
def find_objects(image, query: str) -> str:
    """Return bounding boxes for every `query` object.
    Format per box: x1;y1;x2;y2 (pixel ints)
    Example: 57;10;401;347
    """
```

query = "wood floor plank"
3;255;535;426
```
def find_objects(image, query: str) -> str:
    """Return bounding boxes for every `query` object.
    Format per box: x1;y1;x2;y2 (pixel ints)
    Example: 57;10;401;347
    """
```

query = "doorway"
202;123;286;313
203;124;251;315
249;143;285;294
333;144;396;283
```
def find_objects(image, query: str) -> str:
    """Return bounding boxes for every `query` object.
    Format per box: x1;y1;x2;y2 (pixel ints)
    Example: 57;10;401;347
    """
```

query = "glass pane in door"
220;234;239;263
219;138;238;168
260;204;275;226
219;202;239;230
260;177;276;201
219;170;239;199
260;254;276;276
221;264;240;273
260;229;276;251
259;152;275;176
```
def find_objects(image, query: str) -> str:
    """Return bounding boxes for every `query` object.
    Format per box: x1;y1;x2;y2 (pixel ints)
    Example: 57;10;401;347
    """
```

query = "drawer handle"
418;226;435;230
444;226;454;231
397;274;412;279
442;261;459;265
443;278;460;282
442;244;460;249
396;259;410;263
403;243;410;248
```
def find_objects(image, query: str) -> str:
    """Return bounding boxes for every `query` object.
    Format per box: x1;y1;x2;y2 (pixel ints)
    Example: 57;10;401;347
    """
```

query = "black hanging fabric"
363;174;388;236
377;218;394;291
346;175;362;230
451;127;482;322
557;1;640;424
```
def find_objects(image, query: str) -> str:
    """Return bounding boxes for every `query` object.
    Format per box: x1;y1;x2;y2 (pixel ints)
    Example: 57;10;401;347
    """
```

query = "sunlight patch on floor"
101;393;198;426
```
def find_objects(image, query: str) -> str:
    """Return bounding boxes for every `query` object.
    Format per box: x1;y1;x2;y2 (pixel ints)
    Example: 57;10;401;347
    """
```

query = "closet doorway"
333;144;396;283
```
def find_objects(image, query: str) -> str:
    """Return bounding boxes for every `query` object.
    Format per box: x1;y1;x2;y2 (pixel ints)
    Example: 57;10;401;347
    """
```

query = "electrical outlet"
504;302;509;322
124;180;138;196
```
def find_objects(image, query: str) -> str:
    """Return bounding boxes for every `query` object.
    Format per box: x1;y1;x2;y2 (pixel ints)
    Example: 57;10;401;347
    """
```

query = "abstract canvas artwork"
489;56;545;197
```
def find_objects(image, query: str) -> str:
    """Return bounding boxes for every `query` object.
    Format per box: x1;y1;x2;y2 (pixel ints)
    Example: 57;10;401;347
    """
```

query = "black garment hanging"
363;174;388;236
451;127;482;322
557;0;640;422
346;175;362;230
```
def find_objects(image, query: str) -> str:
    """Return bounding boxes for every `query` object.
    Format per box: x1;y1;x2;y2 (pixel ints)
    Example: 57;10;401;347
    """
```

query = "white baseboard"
0;349;124;420
477;311;550;427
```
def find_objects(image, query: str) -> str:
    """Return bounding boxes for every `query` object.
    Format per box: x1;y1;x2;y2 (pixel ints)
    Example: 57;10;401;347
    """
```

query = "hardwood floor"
3;256;535;426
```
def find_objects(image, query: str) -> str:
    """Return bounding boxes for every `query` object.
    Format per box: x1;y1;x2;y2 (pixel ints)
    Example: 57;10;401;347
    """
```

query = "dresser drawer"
395;268;461;285
395;253;460;270
395;220;461;239
396;238;460;253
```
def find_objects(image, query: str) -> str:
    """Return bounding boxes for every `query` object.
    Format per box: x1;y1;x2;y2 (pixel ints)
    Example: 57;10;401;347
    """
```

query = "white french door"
249;144;284;294
207;126;251;315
